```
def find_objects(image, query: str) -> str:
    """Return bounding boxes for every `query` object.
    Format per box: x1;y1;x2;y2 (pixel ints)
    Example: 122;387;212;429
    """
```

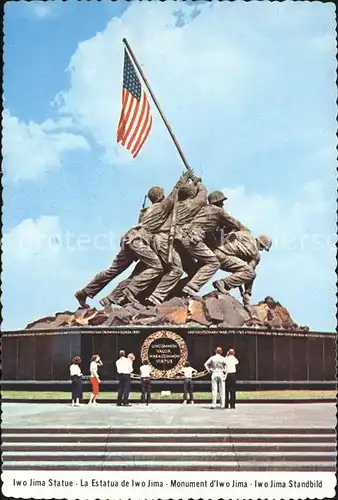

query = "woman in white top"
88;354;103;406
181;361;197;404
70;356;83;407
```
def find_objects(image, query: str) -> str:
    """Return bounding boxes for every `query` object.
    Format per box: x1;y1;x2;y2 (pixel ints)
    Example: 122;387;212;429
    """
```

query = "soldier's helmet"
208;191;227;205
257;234;272;251
148;186;165;203
178;184;197;201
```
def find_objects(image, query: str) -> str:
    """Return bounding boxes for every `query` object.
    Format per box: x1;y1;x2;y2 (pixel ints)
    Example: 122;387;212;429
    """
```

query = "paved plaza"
2;402;336;429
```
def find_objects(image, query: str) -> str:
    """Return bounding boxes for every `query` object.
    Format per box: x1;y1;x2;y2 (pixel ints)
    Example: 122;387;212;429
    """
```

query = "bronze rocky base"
25;293;309;331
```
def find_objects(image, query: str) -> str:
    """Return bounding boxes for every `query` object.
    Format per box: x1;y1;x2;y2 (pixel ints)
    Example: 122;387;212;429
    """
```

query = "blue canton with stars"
123;50;141;101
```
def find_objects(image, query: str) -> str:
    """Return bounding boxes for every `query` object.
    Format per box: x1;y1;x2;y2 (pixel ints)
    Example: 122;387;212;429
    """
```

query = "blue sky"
2;0;337;331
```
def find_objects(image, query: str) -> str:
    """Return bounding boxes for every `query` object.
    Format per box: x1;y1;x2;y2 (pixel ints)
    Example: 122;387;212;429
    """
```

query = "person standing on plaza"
128;353;135;401
88;354;103;406
204;347;227;409
181;361;197;404
140;359;152;405
225;348;239;409
116;350;133;406
70;356;83;407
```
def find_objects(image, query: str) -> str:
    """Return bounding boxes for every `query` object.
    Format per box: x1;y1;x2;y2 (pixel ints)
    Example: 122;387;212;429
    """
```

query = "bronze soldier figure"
179;190;248;297
212;232;272;306
145;177;208;305
74;172;191;308
100;177;206;307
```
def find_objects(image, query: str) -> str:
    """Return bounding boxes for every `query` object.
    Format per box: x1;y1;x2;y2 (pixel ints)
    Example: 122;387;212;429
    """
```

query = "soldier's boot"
145;295;162;307
99;297;112;309
102;278;134;307
212;280;230;295
182;285;200;298
123;287;140;305
75;290;90;309
101;294;128;307
166;277;190;299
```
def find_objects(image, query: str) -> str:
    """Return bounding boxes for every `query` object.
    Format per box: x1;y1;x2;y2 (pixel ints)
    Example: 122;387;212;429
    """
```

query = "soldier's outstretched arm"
161;171;194;217
192;180;208;202
249;253;261;270
244;281;254;296
220;212;249;232
138;207;148;223
168;169;194;197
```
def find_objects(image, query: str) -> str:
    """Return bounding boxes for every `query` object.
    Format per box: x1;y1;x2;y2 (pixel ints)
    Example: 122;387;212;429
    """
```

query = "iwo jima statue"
74;39;272;321
75;175;272;312
14;40;314;389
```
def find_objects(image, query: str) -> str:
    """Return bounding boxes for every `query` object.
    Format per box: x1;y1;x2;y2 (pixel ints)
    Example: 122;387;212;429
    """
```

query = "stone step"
2;442;336;453
2;460;336;471
3;427;335;435
3;451;335;462
2;433;335;444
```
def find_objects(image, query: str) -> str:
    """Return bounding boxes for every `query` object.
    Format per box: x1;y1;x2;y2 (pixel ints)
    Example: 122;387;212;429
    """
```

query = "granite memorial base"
2;326;336;392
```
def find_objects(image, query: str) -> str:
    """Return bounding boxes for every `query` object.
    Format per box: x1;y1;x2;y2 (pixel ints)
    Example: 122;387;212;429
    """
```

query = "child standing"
140;359;152;405
181;361;197;404
70;356;83;407
88;354;103;405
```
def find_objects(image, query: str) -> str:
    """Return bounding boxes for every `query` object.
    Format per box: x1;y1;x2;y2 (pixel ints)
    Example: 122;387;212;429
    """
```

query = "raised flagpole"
122;38;191;171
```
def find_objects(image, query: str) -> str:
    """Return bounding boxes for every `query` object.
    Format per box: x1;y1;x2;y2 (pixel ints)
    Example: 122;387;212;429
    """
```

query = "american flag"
117;49;152;158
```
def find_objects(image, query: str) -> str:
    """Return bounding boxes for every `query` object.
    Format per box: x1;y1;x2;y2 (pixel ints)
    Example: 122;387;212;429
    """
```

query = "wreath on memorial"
140;330;188;379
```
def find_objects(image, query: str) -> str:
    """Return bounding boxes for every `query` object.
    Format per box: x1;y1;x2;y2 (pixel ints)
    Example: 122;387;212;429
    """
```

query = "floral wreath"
141;330;188;379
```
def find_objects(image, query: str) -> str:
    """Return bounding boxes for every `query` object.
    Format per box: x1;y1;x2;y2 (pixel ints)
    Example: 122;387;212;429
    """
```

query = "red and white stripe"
117;88;152;158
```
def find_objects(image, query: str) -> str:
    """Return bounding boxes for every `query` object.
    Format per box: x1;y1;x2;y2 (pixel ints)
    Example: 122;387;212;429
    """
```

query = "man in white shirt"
116;350;133;406
204;347;227;409
225;348;239;409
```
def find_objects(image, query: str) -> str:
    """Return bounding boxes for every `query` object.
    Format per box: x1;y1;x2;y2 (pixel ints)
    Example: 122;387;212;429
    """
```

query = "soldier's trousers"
149;233;183;302
83;238;163;299
211;371;225;407
214;251;256;290
83;246;135;298
124;238;164;297
105;263;145;303
181;238;220;292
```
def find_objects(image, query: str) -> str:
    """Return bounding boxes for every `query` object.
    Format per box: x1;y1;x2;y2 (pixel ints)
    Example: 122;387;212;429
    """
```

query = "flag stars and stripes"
117;49;152;158
123;56;141;100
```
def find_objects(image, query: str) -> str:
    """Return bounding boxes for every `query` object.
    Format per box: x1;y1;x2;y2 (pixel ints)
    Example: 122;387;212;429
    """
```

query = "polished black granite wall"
2;328;336;382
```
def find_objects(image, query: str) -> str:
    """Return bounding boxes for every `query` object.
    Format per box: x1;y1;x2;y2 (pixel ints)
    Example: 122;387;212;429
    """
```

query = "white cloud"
2;216;62;263
2;216;84;329
1;215;138;330
2;109;90;181
224;179;335;246
57;1;335;176
28;1;61;21
213;181;336;330
58;2;257;169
